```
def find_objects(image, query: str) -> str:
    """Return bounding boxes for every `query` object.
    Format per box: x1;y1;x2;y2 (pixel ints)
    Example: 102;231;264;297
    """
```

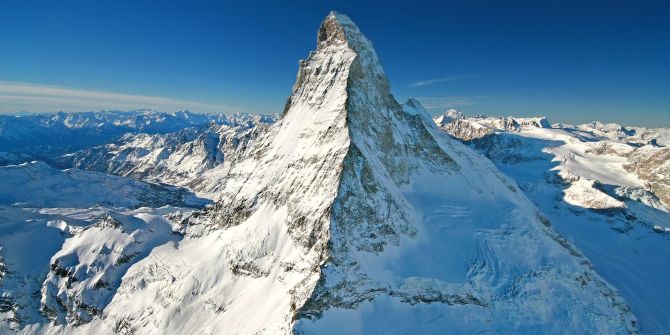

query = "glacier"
435;107;670;333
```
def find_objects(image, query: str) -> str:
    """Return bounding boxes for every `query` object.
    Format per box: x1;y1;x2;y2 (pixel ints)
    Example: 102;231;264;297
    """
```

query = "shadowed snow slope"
23;12;637;334
434;108;670;333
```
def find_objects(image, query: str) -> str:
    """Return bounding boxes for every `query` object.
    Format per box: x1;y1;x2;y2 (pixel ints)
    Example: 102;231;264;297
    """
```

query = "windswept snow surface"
518;127;644;188
435;110;670;333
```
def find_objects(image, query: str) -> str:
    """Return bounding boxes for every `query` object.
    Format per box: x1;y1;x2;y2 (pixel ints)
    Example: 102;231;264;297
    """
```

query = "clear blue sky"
1;0;668;127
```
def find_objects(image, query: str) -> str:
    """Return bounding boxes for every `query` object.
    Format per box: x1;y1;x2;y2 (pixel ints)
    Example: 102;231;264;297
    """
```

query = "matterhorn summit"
18;12;637;335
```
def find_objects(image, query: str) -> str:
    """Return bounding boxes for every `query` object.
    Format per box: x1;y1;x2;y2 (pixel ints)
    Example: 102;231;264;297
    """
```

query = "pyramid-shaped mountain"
49;12;636;335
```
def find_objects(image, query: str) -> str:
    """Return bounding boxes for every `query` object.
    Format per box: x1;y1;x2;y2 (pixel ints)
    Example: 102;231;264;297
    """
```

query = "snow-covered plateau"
0;11;667;335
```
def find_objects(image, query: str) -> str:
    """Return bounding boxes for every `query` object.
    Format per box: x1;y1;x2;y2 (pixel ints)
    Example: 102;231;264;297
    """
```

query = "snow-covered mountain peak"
9;12;640;334
445;108;462;118
318;12;371;54
434;108;465;125
515;116;551;128
315;12;386;82
316;11;350;48
284;11;390;127
101;13;634;334
585;120;625;132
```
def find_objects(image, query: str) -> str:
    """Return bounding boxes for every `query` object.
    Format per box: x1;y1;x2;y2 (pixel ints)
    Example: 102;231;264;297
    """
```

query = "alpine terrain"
434;110;670;334
1;11;667;335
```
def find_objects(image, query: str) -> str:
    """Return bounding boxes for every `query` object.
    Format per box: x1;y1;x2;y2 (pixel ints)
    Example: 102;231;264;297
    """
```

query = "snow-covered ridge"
432;109;551;141
432;106;670;332
435;109;670;147
59;115;275;191
0;110;274;160
434;110;670;211
0;161;204;331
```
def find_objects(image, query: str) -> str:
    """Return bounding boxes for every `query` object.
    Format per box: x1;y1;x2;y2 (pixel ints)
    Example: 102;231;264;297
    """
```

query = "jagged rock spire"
316;12;348;48
284;11;391;120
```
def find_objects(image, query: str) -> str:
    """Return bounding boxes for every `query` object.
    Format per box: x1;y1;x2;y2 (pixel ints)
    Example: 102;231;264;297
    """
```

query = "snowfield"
435;109;670;333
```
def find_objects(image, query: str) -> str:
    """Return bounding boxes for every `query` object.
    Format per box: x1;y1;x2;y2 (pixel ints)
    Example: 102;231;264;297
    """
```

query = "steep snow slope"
20;12;638;335
435;111;670;333
0;206;190;332
40;208;186;326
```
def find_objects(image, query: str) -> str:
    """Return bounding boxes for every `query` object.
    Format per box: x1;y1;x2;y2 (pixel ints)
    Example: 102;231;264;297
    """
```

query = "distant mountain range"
0;110;275;159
